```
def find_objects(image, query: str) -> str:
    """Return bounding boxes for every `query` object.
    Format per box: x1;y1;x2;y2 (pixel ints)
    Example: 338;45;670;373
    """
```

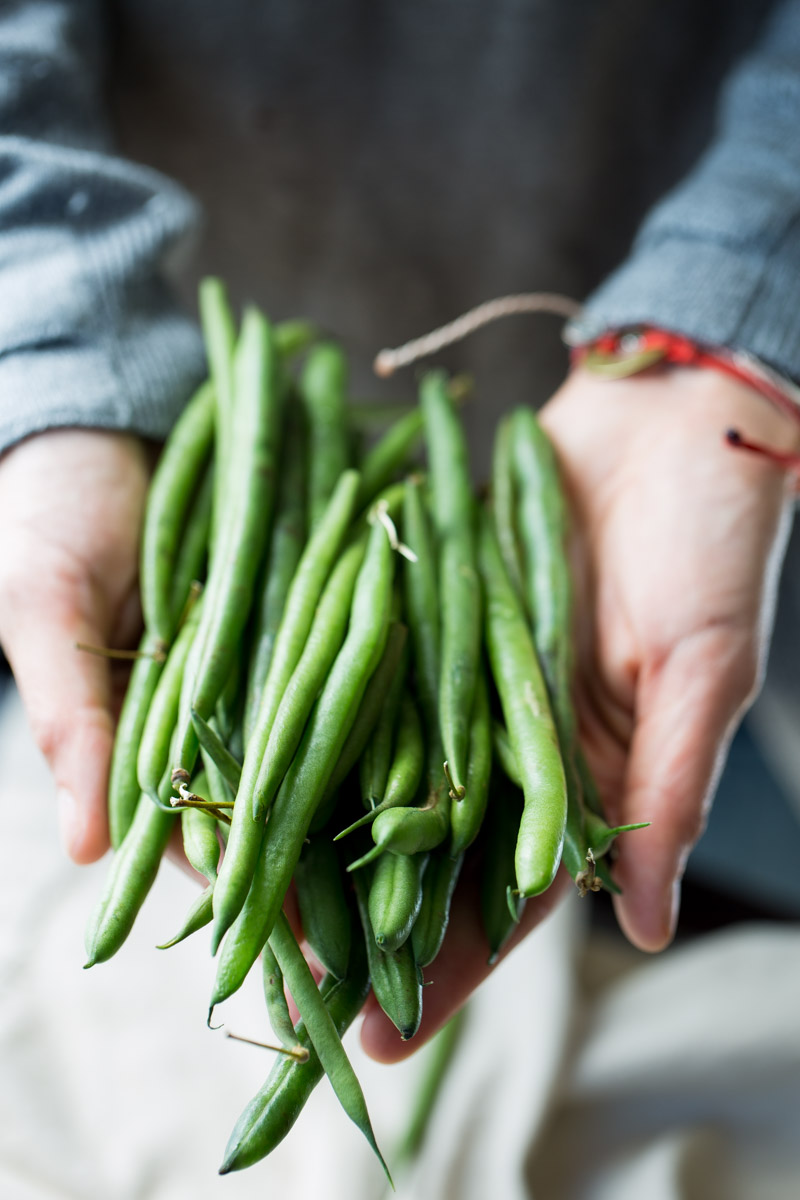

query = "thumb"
0;567;116;863
609;625;759;952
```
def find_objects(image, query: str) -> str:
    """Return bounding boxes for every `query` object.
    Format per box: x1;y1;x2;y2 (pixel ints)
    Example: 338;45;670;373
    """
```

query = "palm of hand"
541;368;798;949
0;429;150;861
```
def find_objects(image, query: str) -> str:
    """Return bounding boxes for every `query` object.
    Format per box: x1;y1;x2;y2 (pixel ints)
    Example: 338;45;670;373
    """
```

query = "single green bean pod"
368;850;428;953
318;621;408;808
347;797;450;871
274;317;319;359
173;307;283;776
107;639;165;848
480;774;526;965
402;477;441;754
491;413;526;607
243;407;308;742
198;277;236;540
359;644;409;808
191;709;242;792
137;599;203;802
293;837;352;980
261;940;307;1059
300;342;350;531
168;467;213;631
449;669;492;857
354;407;424;511
181;799;221;884
157;884;214;950
140;378;214;648
85;780;175;967
411;848;464;970
421;371;481;800
477;510;566;898
353;869;422;1042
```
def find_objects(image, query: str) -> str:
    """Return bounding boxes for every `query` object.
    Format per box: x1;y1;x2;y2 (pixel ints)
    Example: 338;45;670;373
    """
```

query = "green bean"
261;940;306;1058
421;371;481;800
173;308;282;775
300;342;350;531
510;407;571;704
492;720;521;787
480;775;525;965
243;409;308;743
181;797;221;884
411;848;464;970
354;408;424;511
199;277;236;539
477;510;566;897
359;643;408;808
137;600;203;802
215;653;242;743
267;912;390;1180
274;318;319;360
140;379;215;648
85;782;175;967
107;640;165;848
211;536;368;954
450;670;491;857
157;884;214;949
191;709;242;792
210;518;394;1012
220;936;370;1174
319;621;408;807
353;868;422;1041
293;837;352;980
491;413;526;608
402;477;440;751
347;795;450;871
368;850;428;953
168;467;213;632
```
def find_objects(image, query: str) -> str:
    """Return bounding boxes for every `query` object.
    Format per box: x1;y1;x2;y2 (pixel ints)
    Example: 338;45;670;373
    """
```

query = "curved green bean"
421;371;481;800
477;509;566;897
368;850;428;953
293;837;352;980
300;342;350;531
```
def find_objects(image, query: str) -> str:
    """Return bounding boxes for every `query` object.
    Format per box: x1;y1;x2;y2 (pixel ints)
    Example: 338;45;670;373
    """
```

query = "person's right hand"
0;429;151;863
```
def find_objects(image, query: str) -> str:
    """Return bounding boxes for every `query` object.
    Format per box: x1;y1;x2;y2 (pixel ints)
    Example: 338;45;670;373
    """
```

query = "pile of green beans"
85;278;647;1179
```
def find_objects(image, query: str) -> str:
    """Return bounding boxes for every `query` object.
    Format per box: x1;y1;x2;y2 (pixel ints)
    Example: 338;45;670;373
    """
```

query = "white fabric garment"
2;683;799;1200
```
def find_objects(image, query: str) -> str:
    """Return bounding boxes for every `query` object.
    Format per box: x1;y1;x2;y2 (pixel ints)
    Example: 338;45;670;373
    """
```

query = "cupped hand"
540;365;799;953
0;429;151;863
363;364;799;1063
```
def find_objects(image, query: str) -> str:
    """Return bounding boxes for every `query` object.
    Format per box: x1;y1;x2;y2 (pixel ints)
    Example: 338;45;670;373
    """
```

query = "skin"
1;363;797;1065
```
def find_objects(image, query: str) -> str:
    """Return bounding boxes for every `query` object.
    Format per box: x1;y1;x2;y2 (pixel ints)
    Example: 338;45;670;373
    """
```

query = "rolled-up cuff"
569;222;800;386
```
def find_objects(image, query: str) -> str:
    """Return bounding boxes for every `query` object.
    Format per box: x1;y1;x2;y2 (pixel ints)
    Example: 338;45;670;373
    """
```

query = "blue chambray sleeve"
571;0;800;383
0;0;206;453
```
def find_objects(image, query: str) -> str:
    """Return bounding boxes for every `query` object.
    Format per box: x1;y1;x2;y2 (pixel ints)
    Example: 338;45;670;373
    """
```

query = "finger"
0;567;115;864
360;860;568;1064
611;625;758;953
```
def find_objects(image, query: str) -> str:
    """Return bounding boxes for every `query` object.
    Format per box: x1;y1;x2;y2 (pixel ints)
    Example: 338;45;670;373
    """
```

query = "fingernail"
57;786;80;854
